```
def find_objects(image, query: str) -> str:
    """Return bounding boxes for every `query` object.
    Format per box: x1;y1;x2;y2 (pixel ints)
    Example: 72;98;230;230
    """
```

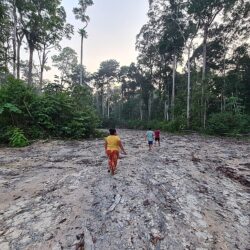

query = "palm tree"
73;0;93;85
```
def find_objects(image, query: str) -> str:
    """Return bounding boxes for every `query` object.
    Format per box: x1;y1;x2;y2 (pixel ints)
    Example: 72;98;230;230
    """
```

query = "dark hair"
149;128;151;130
109;128;116;135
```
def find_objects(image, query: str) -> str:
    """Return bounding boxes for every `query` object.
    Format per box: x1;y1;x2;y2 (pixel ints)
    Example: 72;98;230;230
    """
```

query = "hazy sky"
44;0;149;80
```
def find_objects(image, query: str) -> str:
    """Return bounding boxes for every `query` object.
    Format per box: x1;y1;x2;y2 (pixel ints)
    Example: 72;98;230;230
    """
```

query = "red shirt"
154;130;160;138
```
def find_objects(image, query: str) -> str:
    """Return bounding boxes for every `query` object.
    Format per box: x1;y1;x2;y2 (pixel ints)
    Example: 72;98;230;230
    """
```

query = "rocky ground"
0;129;249;250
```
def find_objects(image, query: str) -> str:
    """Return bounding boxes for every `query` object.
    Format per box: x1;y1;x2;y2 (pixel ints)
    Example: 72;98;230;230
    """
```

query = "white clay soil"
0;129;249;250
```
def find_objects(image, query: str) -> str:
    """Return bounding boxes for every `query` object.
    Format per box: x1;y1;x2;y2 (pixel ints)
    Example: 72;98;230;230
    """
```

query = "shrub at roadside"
0;78;100;146
207;112;250;135
8;128;29;147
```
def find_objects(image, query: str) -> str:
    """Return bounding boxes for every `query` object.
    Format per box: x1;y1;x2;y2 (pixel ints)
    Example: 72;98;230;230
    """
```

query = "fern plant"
9;128;29;147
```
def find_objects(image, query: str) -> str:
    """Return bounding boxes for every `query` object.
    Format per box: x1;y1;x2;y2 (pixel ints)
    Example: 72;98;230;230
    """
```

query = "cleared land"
0;130;249;250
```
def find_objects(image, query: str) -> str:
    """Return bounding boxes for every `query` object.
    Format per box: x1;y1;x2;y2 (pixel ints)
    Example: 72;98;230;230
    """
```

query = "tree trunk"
39;44;46;89
118;102;121;120
12;1;17;77
3;45;8;79
28;45;34;86
204;99;207;129
171;54;176;120
39;63;44;89
80;34;83;85
187;46;191;128
202;24;208;128
148;92;152;120
4;46;8;71
16;32;24;79
60;75;64;86
164;100;169;121
107;98;110;119
102;89;105;117
96;93;99;113
222;39;226;112
203;98;207;129
220;95;223;112
140;99;143;121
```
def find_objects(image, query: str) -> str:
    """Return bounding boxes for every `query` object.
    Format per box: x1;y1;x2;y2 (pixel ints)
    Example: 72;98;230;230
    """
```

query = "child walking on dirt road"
154;129;160;146
145;128;154;151
105;129;126;175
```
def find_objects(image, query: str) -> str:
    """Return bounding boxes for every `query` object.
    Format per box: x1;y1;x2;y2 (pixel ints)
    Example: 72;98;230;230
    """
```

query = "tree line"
92;0;250;135
0;0;249;146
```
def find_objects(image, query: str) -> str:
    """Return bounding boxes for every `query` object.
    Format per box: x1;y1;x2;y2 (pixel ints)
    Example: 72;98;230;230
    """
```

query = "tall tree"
188;0;237;127
73;0;93;86
52;47;78;86
37;6;73;88
77;27;87;85
16;0;70;86
93;59;119;118
10;0;17;77
0;0;11;78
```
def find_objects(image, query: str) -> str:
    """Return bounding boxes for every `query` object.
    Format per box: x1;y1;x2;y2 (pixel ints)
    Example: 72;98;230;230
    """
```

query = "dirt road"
0;129;249;250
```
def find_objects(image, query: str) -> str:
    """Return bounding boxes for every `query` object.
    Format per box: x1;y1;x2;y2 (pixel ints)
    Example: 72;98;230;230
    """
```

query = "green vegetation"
0;78;99;146
9;128;29;147
0;0;249;145
92;0;250;137
207;113;250;136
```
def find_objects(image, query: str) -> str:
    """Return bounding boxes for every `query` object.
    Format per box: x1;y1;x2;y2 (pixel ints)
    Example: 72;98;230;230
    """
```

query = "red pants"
106;150;119;174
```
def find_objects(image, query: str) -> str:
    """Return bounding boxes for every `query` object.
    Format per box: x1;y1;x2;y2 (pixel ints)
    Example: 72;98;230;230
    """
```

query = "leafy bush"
101;117;117;129
0;103;22;114
0;77;36;131
60;110;99;139
207;112;250;135
9;128;29;147
161;117;186;132
93;129;109;138
0;78;100;144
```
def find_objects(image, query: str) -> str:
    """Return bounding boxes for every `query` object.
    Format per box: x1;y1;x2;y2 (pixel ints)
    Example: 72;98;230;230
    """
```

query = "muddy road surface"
0;129;249;250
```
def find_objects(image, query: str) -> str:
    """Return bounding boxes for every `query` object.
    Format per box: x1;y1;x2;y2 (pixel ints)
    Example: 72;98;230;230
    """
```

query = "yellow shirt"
105;135;120;151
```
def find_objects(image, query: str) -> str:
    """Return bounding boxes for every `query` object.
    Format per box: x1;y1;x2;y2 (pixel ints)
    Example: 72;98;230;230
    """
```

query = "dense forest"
0;0;250;146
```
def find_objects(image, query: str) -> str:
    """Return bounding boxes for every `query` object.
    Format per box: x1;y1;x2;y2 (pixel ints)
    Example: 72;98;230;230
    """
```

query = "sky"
43;0;149;80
